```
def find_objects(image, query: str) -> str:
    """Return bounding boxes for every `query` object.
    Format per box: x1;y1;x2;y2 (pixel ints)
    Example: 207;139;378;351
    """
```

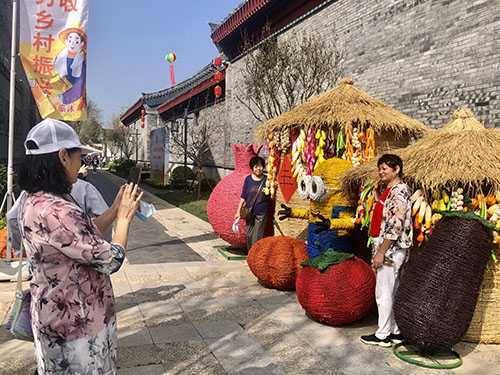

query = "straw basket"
394;217;492;352
463;260;500;344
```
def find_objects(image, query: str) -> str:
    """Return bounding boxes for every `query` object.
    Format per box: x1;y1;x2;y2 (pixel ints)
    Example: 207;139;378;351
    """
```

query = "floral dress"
20;192;125;375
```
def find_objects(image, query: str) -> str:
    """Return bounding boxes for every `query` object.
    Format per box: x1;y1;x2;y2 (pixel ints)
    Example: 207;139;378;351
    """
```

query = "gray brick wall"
222;0;500;167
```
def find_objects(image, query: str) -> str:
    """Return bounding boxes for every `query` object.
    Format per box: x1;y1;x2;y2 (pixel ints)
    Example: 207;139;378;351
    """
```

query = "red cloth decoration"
169;64;176;86
296;257;376;325
214;85;222;98
277;154;297;203
370;187;392;237
207;144;262;248
248;236;308;290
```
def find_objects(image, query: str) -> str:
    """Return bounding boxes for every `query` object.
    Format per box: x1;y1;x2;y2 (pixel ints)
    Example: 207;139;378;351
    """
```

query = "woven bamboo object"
463;260;500;344
247;236;308;291
394;217;492;352
296;257;375;326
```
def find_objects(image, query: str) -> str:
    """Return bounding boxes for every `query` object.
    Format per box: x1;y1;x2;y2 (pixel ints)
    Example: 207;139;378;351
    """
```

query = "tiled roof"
210;0;271;43
121;63;218;124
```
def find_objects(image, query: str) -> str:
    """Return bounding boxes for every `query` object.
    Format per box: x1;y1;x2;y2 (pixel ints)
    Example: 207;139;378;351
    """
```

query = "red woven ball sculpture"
207;144;260;248
296;257;376;325
247;236;308;291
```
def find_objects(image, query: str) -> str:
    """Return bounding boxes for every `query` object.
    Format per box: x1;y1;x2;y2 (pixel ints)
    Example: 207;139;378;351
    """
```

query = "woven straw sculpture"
463;260;500;344
394;217;492;352
296;257;375;325
207;144;260;248
247;236;308;291
258;77;428;140
343;108;500;197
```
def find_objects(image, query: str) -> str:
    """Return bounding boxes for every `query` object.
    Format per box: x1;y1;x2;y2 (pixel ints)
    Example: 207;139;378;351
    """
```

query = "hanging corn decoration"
365;127;376;161
263;135;279;197
291;129;306;180
314;128;327;170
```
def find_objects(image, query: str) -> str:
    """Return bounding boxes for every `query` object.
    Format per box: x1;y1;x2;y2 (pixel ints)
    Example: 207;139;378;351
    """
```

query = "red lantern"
213;56;222;68
214;71;224;82
214;85;222;98
140;108;145;128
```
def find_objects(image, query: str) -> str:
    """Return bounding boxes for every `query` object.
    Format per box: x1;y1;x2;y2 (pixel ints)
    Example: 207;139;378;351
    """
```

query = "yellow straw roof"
257;77;428;140
342;107;500;195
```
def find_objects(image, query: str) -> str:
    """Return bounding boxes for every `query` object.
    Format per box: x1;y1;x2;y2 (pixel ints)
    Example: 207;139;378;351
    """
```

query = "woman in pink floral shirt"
17;119;142;374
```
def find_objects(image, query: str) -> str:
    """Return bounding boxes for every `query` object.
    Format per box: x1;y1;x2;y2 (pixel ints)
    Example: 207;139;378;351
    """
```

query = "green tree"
75;99;103;144
237;30;344;122
104;115;136;160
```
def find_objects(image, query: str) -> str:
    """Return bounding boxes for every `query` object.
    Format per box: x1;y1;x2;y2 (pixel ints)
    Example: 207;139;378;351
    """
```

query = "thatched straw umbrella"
342;107;500;197
257;77;428;142
258;77;429;238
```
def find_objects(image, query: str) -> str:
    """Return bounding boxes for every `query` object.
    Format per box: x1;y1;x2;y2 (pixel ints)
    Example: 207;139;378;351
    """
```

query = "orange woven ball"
247;236;308;291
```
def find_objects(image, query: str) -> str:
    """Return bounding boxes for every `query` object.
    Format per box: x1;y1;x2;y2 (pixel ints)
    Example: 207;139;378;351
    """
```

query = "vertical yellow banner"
19;0;88;121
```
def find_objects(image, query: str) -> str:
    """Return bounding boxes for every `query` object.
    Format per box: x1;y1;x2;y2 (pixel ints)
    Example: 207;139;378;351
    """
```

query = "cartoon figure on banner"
53;27;87;107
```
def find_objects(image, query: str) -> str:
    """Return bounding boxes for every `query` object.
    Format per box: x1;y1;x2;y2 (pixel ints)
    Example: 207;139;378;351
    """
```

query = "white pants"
372;237;407;340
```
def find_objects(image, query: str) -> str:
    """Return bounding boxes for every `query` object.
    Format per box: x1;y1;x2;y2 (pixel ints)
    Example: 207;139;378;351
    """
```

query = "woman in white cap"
17;118;142;374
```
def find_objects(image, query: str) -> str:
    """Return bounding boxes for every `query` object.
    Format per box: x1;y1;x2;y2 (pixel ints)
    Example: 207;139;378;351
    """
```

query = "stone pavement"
0;171;499;374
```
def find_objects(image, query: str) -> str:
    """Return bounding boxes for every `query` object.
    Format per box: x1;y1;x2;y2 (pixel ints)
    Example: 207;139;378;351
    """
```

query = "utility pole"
0;0;19;264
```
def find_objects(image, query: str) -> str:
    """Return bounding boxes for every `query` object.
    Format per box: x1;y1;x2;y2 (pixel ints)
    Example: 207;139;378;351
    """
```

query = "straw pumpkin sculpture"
247;236;308;291
296;256;375;325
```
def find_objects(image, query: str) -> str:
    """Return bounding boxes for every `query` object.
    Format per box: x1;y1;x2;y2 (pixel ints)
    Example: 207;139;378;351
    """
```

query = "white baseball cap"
24;118;89;155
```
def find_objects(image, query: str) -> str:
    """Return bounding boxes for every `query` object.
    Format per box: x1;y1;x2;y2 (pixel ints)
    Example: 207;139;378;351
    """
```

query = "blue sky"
87;0;241;127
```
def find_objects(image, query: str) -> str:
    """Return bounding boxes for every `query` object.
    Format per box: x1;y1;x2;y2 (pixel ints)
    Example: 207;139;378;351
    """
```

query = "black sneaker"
389;334;404;344
360;334;392;347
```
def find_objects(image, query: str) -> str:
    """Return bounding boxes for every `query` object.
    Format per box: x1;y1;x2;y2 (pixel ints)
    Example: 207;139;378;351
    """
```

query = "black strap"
248;178;265;214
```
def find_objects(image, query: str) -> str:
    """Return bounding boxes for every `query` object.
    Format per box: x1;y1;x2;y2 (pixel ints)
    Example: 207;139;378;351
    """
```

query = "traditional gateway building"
122;0;499;179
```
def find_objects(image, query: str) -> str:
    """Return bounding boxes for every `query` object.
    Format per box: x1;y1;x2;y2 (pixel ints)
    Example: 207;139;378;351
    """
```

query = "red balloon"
213;56;222;67
214;85;222;98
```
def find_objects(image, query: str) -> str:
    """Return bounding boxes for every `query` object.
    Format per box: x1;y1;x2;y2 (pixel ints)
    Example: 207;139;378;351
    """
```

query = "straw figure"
278;157;355;258
247;236;308;291
342;107;500;347
258;77;428;238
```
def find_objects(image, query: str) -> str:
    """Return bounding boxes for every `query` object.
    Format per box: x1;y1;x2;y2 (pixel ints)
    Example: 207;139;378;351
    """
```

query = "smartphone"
127;166;142;185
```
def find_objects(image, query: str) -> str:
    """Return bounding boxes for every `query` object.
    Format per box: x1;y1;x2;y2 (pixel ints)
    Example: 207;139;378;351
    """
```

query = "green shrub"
108;159;136;178
170;166;195;188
